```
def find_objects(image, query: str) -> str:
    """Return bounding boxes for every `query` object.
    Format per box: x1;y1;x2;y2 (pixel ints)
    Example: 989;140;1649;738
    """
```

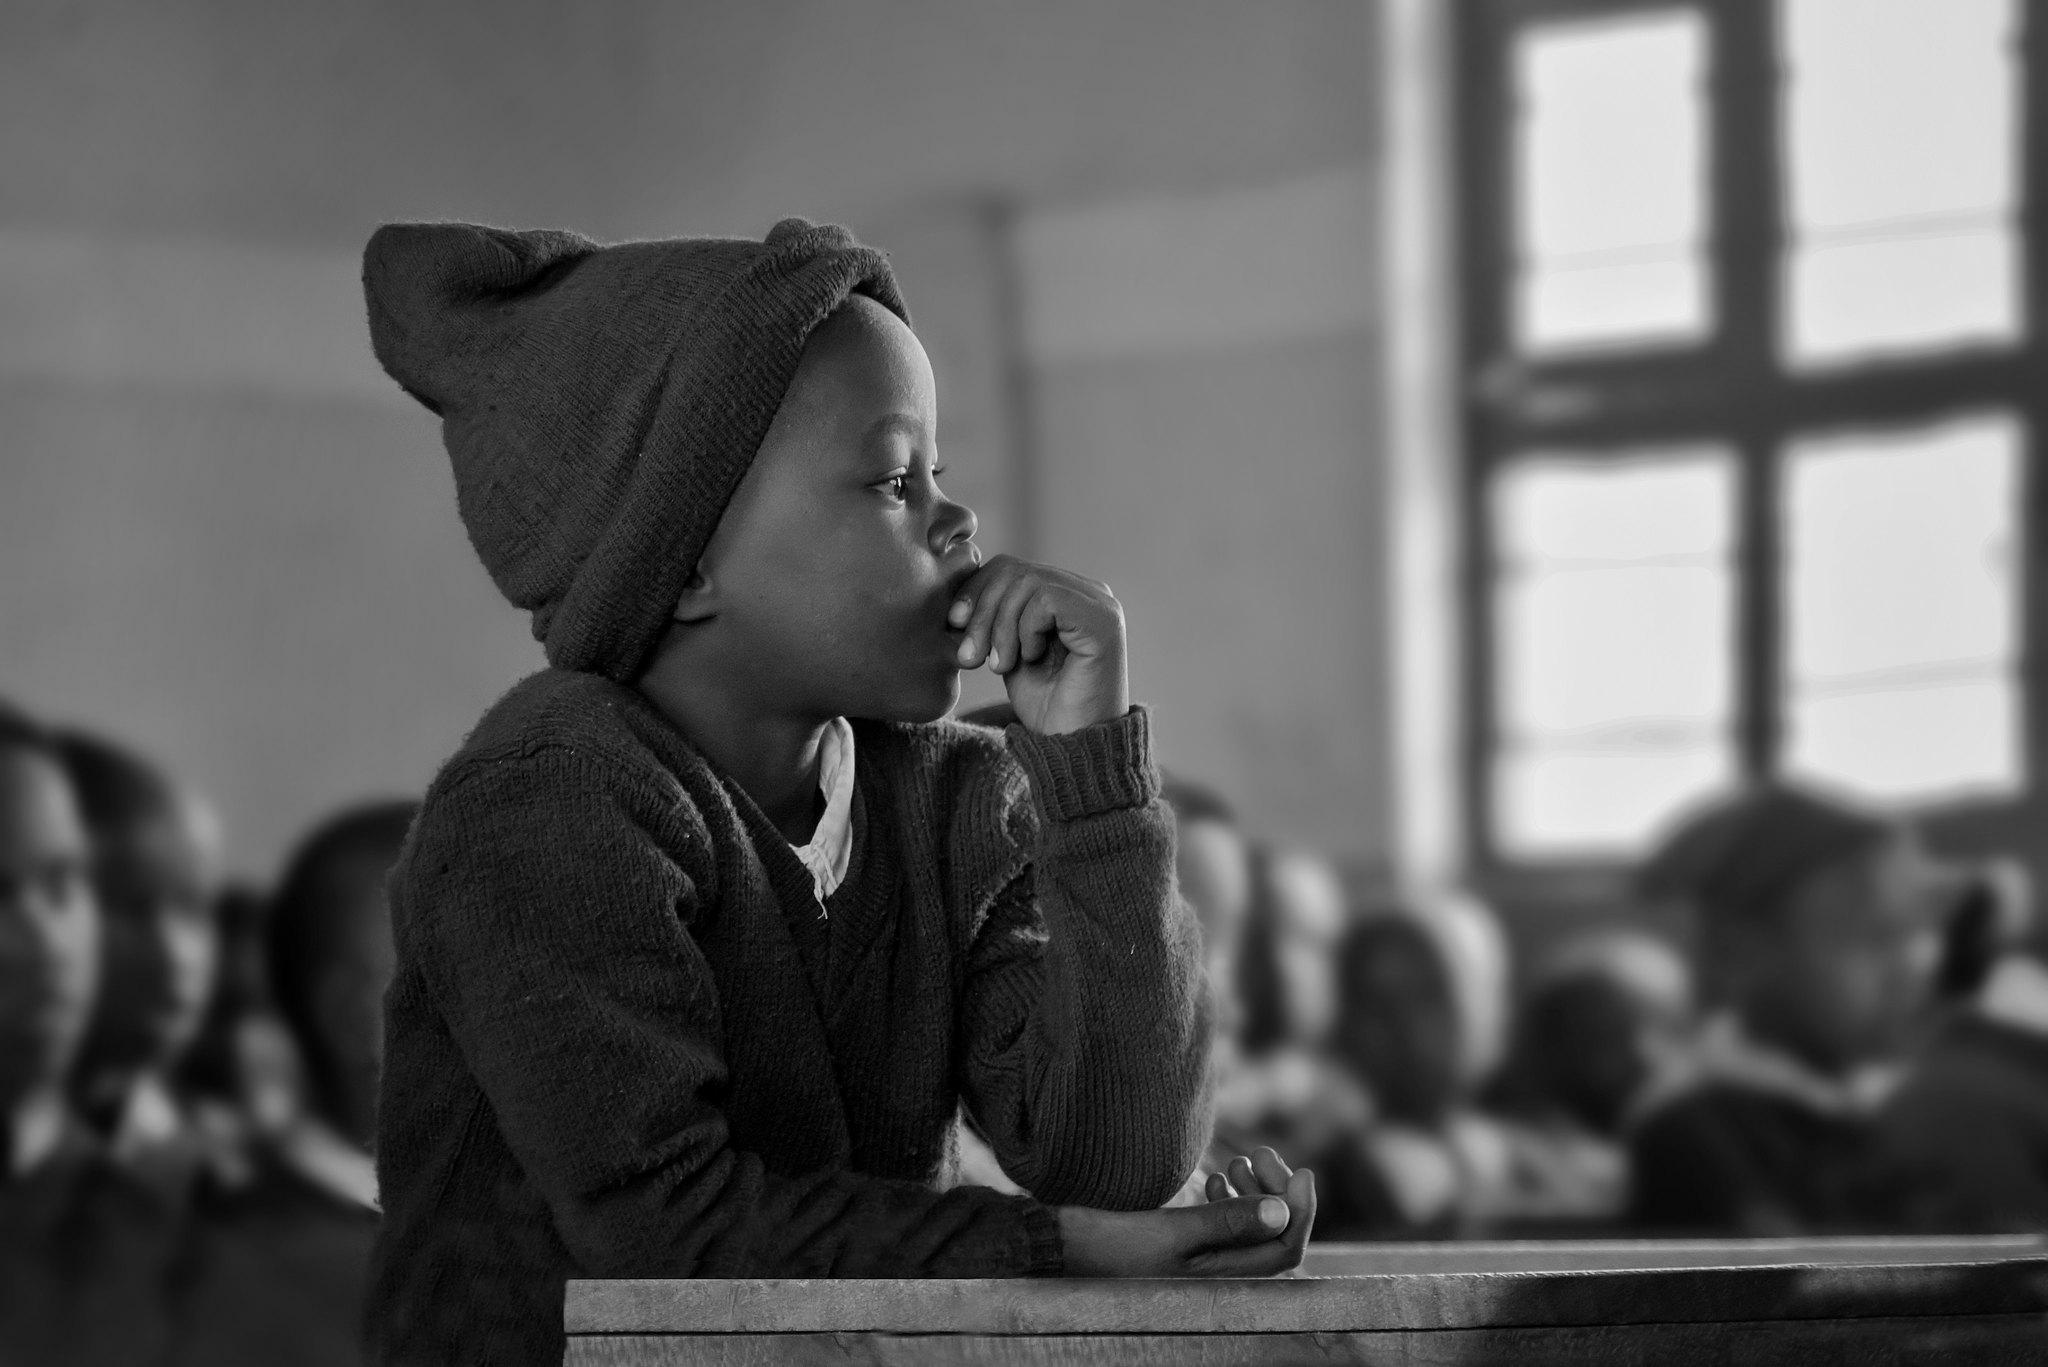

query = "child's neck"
635;666;831;846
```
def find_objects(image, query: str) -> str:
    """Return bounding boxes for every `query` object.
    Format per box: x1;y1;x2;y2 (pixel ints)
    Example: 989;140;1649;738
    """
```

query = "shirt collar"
111;1071;186;1162
1630;1012;1885;1125
274;1116;381;1213
8;1091;72;1178
790;717;856;908
1978;955;2048;1037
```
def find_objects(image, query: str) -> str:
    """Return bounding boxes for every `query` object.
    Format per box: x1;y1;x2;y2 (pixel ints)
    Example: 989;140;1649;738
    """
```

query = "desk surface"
564;1239;2048;1365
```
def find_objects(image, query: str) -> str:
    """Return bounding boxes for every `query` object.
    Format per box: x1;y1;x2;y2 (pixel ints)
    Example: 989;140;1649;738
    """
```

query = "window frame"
1453;0;2048;901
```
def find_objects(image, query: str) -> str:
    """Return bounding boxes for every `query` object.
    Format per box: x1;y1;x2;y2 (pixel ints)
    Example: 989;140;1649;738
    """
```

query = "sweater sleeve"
407;748;1063;1278
954;707;1214;1211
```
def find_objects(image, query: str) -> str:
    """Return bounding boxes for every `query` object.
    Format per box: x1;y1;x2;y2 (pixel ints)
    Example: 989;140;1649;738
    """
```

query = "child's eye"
882;474;910;500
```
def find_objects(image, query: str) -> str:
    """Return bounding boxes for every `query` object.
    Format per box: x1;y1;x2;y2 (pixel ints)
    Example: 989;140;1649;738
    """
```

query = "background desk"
565;1237;2048;1365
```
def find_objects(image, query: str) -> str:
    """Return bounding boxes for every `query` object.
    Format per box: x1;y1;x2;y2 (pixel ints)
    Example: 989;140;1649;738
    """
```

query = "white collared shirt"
1979;955;2048;1038
275;1116;381;1213
790;717;856;909
8;1090;68;1178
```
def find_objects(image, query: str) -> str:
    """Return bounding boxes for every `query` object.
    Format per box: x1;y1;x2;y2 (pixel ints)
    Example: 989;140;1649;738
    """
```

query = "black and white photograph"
2;1;2046;1363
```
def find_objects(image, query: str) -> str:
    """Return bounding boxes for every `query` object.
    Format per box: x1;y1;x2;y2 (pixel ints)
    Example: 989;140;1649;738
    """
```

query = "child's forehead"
782;299;935;431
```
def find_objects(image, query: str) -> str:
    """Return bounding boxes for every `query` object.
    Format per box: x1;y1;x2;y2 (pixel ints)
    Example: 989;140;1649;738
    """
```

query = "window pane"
1514;11;1710;354
1783;414;2024;803
1493;452;1737;857
1781;0;2021;364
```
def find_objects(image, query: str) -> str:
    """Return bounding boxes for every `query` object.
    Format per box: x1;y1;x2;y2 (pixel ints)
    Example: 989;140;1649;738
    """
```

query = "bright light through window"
1514;11;1710;355
1783;414;2024;802
1781;0;2021;365
1493;452;1738;858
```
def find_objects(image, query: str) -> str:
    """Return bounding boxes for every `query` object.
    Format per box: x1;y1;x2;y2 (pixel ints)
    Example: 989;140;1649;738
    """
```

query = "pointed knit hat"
361;217;907;681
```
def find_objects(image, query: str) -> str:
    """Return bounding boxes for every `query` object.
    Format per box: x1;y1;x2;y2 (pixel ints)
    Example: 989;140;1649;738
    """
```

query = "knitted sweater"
366;670;1211;1366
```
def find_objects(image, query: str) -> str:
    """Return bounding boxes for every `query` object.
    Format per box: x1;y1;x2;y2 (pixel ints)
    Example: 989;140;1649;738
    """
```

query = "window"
1458;0;2040;873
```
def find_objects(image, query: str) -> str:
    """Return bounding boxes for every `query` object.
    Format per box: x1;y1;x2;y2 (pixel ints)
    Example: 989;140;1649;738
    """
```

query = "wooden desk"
565;1238;2048;1365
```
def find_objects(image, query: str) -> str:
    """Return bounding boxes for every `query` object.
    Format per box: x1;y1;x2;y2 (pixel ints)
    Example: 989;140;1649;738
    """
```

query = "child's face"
0;748;101;1102
85;794;222;1077
1266;850;1348;1045
1335;929;1459;1127
686;296;980;723
1737;836;1946;1072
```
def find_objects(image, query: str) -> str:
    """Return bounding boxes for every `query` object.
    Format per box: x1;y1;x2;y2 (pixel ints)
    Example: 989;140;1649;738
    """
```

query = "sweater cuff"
1004;706;1160;825
1016;1198;1066;1276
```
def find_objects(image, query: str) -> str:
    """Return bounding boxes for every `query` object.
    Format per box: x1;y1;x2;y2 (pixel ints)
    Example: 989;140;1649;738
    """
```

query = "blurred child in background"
1628;784;1951;1235
1310;895;1525;1239
0;705;99;1197
1482;929;1696;1231
1501;930;1695;1141
0;703;179;1366
1874;860;2048;1230
1211;845;1366;1172
56;730;224;1191
172;800;415;1367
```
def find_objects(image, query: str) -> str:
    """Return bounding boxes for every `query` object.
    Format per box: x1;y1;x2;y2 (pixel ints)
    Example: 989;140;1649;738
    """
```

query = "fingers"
1276;1167;1317;1263
953;557;1018;670
1227;1155;1256;1198
950;554;1118;674
983;573;1039;675
1250;1147;1292;1196
1173;1192;1291;1262
1013;588;1063;668
1172;1161;1316;1279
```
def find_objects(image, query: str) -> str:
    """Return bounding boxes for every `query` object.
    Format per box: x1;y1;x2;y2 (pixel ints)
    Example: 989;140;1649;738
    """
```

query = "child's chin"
856;671;961;726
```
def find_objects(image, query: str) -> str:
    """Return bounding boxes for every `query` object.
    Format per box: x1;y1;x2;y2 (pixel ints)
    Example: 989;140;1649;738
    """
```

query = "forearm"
565;1142;1064;1278
965;709;1213;1208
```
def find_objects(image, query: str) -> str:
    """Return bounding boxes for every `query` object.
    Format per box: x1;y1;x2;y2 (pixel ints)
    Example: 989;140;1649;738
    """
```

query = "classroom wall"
0;0;1384;877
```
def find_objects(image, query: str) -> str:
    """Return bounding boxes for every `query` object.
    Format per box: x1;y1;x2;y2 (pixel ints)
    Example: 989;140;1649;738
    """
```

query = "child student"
56;731;224;1183
172;802;413;1367
0;703;99;1194
361;218;1313;1365
1629;784;1951;1235
0;703;179;1366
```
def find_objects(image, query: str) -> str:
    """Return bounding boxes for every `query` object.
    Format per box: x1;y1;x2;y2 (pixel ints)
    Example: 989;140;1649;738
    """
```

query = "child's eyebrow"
862;413;930;448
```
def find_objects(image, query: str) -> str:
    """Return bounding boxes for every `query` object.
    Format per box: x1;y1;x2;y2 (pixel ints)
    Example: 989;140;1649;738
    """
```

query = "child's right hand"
1054;1148;1315;1277
948;554;1129;736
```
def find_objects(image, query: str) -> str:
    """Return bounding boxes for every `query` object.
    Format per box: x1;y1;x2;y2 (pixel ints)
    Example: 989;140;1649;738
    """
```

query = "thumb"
1180;1194;1291;1254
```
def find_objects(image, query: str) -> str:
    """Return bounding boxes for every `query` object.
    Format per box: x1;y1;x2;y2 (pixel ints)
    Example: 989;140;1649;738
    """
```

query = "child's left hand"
949;554;1129;735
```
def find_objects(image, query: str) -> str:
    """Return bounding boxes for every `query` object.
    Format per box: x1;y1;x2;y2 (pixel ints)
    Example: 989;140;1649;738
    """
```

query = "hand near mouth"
947;554;1129;735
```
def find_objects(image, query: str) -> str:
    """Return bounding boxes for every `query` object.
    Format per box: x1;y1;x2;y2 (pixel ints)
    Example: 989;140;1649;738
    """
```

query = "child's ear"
672;568;718;624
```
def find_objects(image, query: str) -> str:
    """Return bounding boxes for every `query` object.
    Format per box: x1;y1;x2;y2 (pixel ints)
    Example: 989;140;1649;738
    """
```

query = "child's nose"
932;497;978;556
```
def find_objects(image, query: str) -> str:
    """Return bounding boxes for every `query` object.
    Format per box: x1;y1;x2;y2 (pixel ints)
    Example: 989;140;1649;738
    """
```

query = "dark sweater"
1874;1014;2048;1231
366;670;1211;1366
1627;1085;1877;1235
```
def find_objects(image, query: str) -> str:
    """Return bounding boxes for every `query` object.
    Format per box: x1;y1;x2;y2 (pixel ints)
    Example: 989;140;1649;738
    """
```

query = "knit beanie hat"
361;217;908;681
1636;783;1897;924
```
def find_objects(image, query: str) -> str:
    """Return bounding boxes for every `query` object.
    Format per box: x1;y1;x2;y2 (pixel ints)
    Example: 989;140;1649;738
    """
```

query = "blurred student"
176;883;303;1189
1873;861;2048;1230
359;220;1308;1365
1482;930;1696;1230
56;729;224;1193
1160;774;1253;1037
0;705;99;1200
1629;784;1949;1235
172;801;414;1367
0;703;177;1365
1493;930;1695;1140
1312;897;1569;1238
1212;846;1364;1168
